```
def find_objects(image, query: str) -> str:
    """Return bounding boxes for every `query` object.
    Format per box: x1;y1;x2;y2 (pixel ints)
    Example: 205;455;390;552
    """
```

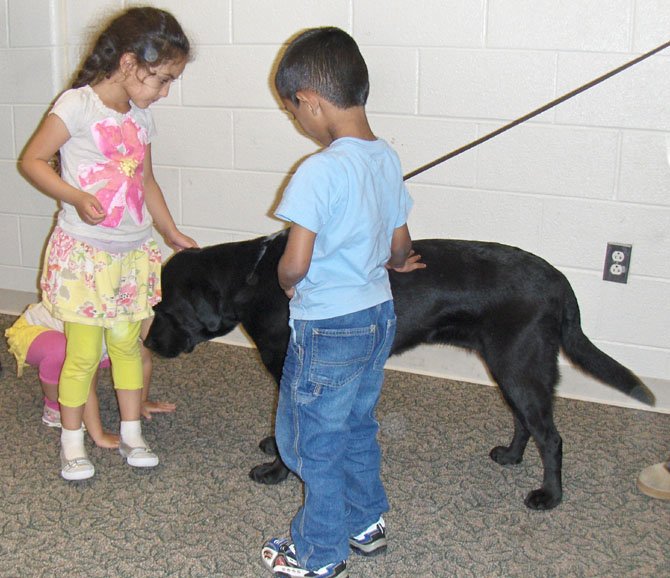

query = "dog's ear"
190;283;224;332
190;282;240;335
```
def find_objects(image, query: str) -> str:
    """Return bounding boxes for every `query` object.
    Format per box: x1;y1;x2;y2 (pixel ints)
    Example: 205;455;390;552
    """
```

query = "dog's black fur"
145;230;654;510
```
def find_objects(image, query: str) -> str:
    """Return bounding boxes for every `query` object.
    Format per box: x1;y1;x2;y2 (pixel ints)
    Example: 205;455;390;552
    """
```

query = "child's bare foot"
142;399;177;420
92;432;120;449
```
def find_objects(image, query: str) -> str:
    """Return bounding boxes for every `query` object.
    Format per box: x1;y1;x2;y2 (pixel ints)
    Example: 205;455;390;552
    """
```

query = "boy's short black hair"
275;27;369;109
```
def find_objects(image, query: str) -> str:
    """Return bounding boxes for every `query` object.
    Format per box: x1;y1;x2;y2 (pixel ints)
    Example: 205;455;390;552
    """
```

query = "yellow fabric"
59;323;104;407
40;227;162;329
4;316;51;377
106;321;143;391
58;321;143;407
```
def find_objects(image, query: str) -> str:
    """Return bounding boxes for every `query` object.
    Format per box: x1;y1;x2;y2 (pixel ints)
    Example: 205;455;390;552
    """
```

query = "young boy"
261;27;424;578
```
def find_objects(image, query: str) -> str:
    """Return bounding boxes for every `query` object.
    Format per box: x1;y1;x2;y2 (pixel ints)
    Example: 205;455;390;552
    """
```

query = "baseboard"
2;289;667;413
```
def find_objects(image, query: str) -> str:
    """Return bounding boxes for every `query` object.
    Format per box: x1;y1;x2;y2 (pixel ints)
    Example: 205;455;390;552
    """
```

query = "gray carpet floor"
0;313;668;577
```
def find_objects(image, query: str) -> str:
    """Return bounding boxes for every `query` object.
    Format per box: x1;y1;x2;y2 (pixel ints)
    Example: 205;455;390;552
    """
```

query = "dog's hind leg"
485;322;564;509
490;414;530;465
498;382;563;510
525;420;562;510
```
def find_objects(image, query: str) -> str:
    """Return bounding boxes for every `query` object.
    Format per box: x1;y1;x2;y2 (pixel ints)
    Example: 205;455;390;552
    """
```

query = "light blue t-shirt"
275;137;413;320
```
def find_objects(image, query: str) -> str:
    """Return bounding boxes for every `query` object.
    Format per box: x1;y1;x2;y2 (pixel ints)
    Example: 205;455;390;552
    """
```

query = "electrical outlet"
603;243;632;283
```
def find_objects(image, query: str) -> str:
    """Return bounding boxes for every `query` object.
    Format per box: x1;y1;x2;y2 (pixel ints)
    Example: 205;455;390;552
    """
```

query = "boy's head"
275;27;369;109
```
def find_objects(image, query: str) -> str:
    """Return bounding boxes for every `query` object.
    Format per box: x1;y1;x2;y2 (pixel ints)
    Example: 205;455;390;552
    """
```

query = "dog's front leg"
249;455;291;484
258;435;278;456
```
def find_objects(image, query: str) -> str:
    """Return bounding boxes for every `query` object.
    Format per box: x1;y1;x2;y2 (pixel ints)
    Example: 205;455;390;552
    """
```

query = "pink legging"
25;330;110;386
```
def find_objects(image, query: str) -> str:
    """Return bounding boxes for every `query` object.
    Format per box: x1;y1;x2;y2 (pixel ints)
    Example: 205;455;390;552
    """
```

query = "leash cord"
403;39;670;181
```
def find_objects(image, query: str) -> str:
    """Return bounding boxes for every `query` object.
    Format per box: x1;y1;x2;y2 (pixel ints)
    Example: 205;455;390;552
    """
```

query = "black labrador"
144;230;654;510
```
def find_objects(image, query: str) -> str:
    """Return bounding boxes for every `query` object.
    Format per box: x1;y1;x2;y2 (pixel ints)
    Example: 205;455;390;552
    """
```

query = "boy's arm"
387;224;413;269
278;224;316;297
387;224;426;273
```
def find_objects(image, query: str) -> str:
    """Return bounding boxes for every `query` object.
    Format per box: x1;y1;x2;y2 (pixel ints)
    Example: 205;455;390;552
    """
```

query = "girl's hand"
141;399;177;420
166;229;199;252
73;191;106;225
386;250;427;273
91;432;120;449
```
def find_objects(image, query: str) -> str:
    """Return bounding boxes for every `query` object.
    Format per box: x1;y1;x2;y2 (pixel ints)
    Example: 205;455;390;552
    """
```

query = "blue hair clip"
143;46;159;63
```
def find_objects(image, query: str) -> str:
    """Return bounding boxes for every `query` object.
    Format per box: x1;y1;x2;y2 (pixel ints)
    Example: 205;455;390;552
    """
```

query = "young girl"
5;304;176;441
6;301;118;447
21;7;196;481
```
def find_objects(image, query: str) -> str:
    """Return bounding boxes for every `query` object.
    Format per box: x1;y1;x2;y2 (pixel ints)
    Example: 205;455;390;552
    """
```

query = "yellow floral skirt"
40;227;162;328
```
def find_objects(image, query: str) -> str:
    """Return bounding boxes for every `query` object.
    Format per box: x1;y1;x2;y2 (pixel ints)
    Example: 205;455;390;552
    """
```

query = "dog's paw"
249;458;290;485
490;445;523;465
259;436;278;456
524;488;561;510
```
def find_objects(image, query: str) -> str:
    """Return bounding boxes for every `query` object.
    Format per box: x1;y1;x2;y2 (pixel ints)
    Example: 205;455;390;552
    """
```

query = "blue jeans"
275;300;396;569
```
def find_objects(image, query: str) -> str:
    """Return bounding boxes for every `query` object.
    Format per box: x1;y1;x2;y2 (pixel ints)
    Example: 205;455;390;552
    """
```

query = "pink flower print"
53;231;77;260
79;117;148;228
147;245;163;264
117;282;138;307
78;303;99;318
83;271;96;290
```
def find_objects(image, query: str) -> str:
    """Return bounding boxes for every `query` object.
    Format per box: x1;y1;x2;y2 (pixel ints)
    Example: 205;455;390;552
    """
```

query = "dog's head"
144;247;242;358
144;232;290;359
144;303;195;358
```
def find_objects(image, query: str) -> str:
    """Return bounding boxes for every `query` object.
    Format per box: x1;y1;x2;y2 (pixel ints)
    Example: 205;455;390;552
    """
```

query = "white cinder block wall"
0;0;668;410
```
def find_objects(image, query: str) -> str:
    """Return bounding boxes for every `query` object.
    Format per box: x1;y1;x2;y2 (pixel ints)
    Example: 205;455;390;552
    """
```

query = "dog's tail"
560;284;655;406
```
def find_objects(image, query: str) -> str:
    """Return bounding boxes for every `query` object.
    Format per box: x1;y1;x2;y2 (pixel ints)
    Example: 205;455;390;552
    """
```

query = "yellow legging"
59;321;143;407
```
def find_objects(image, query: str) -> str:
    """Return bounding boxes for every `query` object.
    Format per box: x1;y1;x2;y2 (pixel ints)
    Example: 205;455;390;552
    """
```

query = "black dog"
145;230;654;510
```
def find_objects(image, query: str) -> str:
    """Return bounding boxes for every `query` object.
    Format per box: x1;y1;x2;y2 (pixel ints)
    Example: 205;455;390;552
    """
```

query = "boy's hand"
386;250;426;273
142;399;177;420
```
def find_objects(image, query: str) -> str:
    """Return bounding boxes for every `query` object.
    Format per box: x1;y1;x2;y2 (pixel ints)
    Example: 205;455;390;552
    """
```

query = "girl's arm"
139;317;176;419
143;144;198;251
278;223;316;298
20;114;106;225
82;372;119;449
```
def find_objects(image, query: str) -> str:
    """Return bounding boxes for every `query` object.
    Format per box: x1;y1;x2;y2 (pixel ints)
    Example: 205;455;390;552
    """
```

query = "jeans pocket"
373;316;397;371
308;325;375;390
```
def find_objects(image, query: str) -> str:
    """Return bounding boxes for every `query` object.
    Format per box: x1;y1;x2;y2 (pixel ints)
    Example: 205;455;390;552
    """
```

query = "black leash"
403;39;670;181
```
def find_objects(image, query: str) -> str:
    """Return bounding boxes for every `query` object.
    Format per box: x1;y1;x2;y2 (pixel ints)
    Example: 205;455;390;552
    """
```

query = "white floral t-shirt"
50;85;157;246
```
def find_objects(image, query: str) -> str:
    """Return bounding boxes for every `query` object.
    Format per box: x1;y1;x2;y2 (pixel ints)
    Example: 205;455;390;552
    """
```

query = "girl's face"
124;58;186;109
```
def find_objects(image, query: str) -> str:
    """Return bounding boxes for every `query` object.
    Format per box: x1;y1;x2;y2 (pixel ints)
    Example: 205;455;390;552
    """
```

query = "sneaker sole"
42;419;61;428
349;539;387;557
119;445;159;468
274;564;349;578
61;467;95;481
124;455;159;467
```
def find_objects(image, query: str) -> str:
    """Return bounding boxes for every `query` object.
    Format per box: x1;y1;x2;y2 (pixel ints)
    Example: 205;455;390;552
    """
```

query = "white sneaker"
42;404;61;428
119;440;159;467
60;449;94;481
